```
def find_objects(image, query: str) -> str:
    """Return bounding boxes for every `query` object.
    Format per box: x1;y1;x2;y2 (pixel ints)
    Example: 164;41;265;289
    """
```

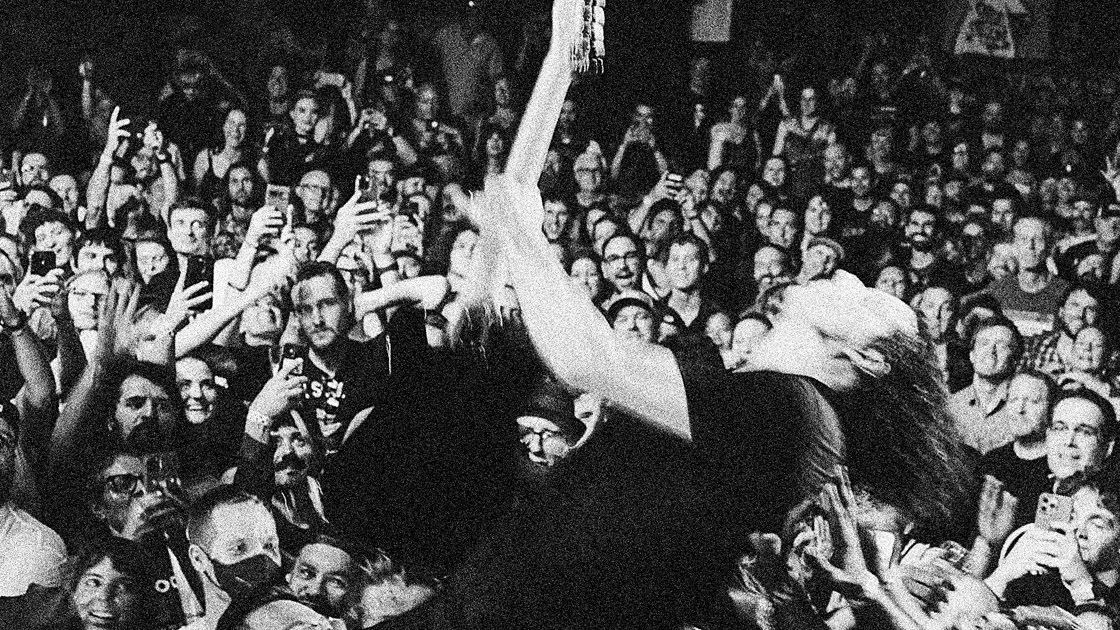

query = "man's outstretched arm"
487;179;691;439
487;0;691;440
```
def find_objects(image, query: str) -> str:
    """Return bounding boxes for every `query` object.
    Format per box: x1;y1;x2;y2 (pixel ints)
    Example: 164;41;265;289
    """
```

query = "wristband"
2;311;27;334
245;409;272;443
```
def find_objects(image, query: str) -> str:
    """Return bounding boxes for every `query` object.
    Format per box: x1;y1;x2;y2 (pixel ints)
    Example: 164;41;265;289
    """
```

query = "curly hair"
837;321;974;539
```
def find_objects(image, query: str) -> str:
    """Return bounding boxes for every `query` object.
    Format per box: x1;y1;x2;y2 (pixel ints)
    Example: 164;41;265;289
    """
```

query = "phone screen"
266;185;291;212
184;256;214;312
280;344;307;376
30;251;56;277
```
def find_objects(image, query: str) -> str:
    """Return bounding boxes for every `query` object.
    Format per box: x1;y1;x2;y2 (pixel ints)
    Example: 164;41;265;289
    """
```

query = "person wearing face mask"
184;486;310;630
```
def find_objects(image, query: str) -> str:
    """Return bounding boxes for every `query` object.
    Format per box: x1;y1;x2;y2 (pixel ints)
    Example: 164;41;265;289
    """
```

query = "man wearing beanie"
515;380;584;470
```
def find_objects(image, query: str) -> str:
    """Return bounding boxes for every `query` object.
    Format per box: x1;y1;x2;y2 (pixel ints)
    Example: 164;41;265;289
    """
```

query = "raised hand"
141;122;165;153
104;106;132;156
248;358;307;419
245;205;285;249
95;278;142;361
550;0;584;56
648;171;683;203
0;284;24;328
976;475;1019;546
12;268;64;314
987;525;1063;597
79;59;94;81
245;253;295;302
1101;156;1120;191
1045;521;1096;600
335;176;388;243
805;465;880;600
118;492;185;543
158;278;211;332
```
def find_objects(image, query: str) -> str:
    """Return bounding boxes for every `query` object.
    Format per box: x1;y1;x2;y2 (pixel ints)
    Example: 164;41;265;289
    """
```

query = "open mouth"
87;610;118;624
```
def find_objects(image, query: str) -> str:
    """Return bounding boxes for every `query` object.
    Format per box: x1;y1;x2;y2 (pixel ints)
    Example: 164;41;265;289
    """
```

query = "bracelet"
375;265;397;275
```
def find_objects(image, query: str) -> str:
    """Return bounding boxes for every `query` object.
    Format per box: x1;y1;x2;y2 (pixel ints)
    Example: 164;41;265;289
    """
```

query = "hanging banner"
690;0;734;43
943;0;1052;59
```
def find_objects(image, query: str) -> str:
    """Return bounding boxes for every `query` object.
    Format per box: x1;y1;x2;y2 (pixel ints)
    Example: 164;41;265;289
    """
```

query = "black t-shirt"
979;443;1052;529
301;309;428;454
681;365;846;542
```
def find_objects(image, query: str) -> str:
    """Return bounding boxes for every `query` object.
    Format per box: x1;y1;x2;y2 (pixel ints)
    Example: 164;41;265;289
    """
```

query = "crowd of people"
4;0;1120;628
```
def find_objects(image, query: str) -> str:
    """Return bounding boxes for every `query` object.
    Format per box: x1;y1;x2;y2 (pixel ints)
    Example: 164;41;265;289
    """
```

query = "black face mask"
208;553;280;601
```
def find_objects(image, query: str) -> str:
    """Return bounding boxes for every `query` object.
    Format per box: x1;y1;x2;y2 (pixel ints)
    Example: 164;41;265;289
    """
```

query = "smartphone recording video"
281;344;307;376
265;184;291;213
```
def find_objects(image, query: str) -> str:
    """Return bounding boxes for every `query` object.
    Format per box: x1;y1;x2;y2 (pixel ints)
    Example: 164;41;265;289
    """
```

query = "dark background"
1;0;1119;137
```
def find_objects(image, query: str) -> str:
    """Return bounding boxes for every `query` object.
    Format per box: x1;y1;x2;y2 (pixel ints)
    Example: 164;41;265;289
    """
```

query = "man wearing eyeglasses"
75;449;204;627
296;170;334;225
514;381;580;478
600;233;646;295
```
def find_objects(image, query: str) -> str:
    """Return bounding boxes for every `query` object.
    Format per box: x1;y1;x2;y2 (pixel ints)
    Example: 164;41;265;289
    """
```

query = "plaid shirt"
1020;331;1065;374
1021;331;1120;379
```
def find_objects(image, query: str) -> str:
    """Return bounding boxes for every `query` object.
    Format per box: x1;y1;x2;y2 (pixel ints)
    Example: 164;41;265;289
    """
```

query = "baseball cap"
604;290;656;323
807;236;846;262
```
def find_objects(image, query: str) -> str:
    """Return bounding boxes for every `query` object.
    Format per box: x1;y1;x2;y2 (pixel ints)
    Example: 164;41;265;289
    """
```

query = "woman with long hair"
708;94;761;174
192;108;262;204
772;85;836;198
468;123;512;189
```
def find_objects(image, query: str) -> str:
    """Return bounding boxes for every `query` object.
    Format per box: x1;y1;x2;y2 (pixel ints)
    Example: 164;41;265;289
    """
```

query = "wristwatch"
2;311;27;334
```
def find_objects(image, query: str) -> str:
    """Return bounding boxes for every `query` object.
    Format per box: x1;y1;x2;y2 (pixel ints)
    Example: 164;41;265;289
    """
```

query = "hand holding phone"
1035;493;1074;531
183;256;214;312
280;344;307;376
29;251;56;277
265;184;291;213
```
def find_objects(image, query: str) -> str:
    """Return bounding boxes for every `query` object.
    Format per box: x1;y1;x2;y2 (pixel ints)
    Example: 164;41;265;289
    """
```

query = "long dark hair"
837;322;974;539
